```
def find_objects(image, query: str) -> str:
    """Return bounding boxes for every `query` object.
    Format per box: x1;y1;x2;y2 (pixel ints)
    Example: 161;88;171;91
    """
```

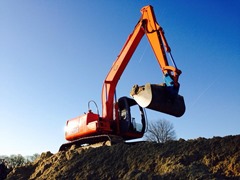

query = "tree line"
0;153;40;168
0;154;39;179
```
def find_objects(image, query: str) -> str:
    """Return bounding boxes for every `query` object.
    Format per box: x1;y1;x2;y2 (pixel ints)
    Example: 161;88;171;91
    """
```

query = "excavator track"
59;135;124;151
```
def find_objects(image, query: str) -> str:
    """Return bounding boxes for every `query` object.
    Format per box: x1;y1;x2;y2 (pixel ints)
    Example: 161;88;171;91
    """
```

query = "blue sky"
1;1;239;155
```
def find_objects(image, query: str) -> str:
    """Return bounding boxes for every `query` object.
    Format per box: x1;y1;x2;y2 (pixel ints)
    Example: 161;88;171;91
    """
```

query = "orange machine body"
65;111;99;141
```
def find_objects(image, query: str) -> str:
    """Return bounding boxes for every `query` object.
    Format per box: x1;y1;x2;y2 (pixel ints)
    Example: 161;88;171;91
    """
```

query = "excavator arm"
142;6;181;89
102;5;185;121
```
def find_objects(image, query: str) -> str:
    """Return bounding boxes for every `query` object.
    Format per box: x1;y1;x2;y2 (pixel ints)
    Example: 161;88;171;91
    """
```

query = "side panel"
65;112;99;141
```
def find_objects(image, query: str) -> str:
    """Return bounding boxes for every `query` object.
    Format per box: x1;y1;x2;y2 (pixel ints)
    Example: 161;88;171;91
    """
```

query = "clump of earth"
6;135;240;179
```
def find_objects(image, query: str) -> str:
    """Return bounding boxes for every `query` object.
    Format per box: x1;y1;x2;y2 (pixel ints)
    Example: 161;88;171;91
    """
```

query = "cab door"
118;96;146;139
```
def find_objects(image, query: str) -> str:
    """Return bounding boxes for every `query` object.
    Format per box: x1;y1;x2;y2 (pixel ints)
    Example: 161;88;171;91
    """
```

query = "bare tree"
8;154;25;168
145;119;176;143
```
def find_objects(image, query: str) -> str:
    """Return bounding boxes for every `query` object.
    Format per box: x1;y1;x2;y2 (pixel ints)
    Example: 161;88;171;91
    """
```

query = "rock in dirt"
6;135;240;179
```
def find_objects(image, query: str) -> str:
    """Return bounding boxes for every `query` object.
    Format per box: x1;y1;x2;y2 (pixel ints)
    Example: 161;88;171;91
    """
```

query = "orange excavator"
59;5;185;151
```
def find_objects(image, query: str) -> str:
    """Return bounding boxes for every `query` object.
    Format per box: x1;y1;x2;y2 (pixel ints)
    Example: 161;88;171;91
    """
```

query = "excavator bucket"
130;83;185;117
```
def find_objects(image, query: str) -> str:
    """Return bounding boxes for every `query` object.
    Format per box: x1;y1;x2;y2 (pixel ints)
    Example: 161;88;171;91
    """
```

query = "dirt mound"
6;135;240;179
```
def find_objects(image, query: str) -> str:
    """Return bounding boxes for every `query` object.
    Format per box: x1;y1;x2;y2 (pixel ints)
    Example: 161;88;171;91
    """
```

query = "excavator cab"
117;97;146;140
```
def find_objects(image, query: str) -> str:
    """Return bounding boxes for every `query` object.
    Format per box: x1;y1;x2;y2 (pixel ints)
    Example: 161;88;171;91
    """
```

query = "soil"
6;135;240;179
